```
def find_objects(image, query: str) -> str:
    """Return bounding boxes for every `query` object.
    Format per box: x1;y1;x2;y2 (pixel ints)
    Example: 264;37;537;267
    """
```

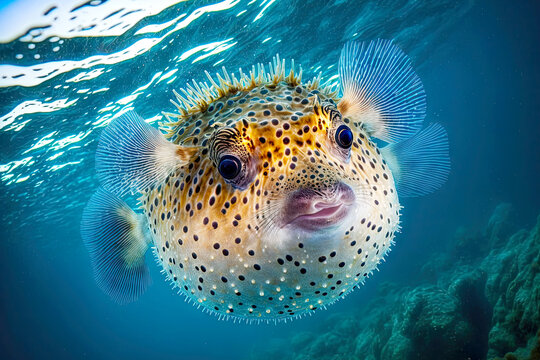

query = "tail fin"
381;123;450;198
95;111;196;196
81;187;151;303
338;39;425;143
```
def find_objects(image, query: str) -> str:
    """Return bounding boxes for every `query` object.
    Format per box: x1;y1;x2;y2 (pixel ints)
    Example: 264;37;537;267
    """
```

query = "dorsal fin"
338;39;426;143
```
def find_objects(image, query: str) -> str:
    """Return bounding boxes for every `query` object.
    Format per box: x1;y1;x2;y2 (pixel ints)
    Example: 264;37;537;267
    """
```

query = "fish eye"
218;155;242;180
335;125;353;149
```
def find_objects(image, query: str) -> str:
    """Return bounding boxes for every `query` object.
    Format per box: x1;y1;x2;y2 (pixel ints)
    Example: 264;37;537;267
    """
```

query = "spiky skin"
140;61;401;322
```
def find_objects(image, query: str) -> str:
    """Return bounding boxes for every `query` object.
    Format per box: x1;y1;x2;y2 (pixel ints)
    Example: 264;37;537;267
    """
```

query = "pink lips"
281;183;355;231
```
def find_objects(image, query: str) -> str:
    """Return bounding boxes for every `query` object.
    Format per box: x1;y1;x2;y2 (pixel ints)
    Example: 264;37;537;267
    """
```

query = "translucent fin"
338;39;426;143
81;187;151;304
381;123;450;197
95;110;196;196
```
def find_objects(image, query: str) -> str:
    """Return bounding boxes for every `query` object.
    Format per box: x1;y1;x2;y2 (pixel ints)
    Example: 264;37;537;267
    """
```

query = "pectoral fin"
81;187;151;303
95;110;197;196
381;123;450;197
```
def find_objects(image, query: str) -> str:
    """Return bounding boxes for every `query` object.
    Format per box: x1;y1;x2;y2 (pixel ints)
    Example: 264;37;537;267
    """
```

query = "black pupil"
218;156;241;180
336;125;353;148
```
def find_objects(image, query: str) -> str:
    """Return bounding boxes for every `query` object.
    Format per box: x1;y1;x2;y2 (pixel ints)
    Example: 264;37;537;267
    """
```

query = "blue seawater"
1;1;538;359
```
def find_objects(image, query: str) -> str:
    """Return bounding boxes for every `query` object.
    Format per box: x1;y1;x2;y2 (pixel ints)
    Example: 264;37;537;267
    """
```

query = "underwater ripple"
0;1;472;235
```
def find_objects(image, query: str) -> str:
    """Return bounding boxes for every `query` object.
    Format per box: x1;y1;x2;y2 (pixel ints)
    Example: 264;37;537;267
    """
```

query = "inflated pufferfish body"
81;40;450;322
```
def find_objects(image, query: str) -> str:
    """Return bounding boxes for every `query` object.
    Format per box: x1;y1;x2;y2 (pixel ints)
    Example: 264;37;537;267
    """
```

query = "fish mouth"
281;182;355;232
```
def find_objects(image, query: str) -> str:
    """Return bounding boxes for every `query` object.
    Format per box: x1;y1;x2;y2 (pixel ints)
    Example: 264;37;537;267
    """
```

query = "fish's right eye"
335;125;353;149
218;155;242;180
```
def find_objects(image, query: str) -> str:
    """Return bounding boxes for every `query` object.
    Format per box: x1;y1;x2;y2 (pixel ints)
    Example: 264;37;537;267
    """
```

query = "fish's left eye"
335;125;353;149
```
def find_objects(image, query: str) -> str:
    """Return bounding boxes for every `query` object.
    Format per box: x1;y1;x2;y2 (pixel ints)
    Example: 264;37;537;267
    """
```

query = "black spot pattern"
142;79;400;322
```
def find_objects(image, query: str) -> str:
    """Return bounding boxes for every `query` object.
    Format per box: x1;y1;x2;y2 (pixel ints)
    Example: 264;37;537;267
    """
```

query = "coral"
250;204;540;360
484;213;540;359
495;330;540;360
530;330;540;360
486;203;517;247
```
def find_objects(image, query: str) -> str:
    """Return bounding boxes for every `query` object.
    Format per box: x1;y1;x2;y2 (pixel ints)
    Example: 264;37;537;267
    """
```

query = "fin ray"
96;110;195;196
381;123;450;197
81;187;151;303
338;39;426;143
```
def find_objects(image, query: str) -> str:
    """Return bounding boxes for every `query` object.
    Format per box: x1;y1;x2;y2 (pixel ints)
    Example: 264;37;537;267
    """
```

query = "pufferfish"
81;39;449;323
